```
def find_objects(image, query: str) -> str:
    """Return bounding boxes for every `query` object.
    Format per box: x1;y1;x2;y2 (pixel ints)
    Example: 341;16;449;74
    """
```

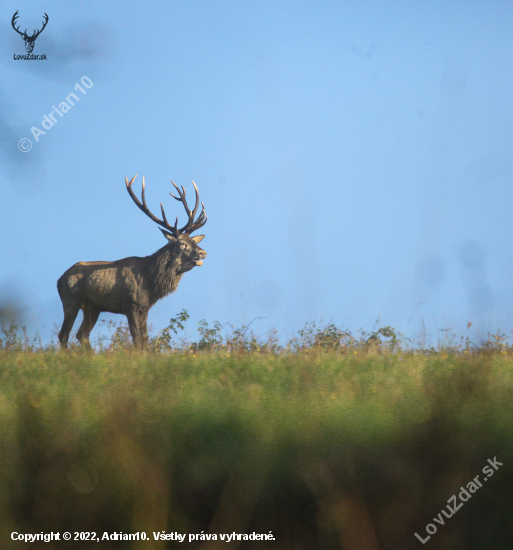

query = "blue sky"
2;0;513;346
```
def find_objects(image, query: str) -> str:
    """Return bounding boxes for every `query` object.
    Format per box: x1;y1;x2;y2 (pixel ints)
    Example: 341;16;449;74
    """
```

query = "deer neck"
146;245;183;303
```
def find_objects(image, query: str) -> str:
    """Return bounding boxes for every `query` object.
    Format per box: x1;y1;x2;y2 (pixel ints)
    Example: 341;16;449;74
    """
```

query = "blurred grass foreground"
1;317;513;549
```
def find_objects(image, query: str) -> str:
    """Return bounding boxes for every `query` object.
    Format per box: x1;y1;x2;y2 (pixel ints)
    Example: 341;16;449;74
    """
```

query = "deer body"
57;175;207;349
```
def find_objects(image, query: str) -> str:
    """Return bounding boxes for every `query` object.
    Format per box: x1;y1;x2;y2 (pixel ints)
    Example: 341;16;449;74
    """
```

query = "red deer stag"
57;175;207;349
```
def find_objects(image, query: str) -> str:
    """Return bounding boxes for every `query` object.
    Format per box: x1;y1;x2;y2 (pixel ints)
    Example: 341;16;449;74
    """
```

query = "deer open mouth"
195;260;203;266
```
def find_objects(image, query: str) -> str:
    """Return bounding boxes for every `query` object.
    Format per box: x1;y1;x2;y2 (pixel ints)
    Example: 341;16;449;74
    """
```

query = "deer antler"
126;175;207;237
11;11;48;40
31;13;49;40
11;11;25;37
169;180;208;235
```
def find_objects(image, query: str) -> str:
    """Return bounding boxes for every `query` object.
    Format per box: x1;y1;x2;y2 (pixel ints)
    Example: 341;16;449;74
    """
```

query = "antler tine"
169;180;193;234
189;180;200;220
140;176;154;214
169;180;186;202
160;202;180;237
193;203;206;225
140;175;146;204
160;203;169;225
187;202;208;234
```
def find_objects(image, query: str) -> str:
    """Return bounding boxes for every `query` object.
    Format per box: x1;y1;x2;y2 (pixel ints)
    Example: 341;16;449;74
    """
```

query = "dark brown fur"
57;234;206;348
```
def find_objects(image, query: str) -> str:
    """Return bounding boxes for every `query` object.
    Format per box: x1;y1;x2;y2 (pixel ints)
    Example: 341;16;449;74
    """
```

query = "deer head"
12;11;48;53
126;175;208;272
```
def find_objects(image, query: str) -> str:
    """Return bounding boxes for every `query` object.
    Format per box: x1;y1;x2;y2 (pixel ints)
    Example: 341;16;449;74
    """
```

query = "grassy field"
1;321;513;549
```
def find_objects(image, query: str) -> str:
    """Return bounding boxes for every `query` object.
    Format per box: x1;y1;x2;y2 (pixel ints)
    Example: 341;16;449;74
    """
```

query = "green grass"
1;347;513;549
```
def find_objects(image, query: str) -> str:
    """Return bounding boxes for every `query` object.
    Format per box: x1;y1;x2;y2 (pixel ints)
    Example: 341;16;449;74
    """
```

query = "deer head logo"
11;11;48;53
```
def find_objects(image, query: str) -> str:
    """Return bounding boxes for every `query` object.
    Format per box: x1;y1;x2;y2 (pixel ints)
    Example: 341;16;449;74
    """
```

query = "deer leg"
139;311;149;349
58;304;80;349
76;305;100;348
126;310;141;348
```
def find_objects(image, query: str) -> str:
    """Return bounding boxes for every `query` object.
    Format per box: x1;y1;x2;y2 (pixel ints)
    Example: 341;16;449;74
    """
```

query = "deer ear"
160;228;177;242
191;235;205;244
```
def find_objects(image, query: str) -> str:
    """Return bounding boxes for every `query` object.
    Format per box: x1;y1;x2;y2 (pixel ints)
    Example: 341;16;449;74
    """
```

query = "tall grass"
3;310;512;354
1;318;513;549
